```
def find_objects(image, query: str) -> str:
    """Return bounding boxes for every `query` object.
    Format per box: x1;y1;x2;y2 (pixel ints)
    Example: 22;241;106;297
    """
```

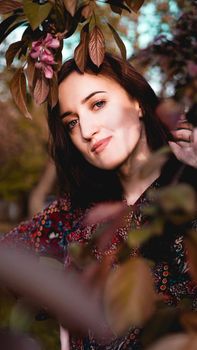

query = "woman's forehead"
58;72;124;106
59;71;117;89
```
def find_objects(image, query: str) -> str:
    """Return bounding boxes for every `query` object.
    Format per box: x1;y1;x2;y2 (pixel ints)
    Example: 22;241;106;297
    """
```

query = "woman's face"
59;72;144;170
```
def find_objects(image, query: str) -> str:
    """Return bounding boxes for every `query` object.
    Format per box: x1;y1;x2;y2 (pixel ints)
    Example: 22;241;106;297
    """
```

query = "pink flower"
35;62;54;79
44;33;60;49
30;33;60;79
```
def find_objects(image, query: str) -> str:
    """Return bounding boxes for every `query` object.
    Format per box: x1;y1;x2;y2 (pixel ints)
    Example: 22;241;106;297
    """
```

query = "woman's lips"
91;136;112;153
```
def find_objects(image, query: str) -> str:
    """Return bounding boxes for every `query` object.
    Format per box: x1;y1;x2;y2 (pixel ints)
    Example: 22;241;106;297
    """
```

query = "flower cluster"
30;33;60;79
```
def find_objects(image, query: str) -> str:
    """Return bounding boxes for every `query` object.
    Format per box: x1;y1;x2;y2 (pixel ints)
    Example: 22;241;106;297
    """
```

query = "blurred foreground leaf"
0;246;111;340
146;333;197;350
104;258;157;335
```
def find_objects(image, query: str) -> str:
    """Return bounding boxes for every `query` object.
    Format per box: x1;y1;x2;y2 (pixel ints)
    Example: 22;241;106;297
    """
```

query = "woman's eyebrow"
81;90;107;104
60;91;107;119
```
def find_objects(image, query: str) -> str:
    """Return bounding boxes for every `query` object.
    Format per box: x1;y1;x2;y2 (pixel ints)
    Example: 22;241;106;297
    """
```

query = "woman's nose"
79;114;99;140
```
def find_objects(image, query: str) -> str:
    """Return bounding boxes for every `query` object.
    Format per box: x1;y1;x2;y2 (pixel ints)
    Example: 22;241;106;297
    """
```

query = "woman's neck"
117;128;161;205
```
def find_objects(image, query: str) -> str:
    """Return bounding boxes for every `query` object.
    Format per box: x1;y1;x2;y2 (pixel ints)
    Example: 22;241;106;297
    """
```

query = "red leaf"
33;75;49;105
25;57;36;92
107;23;126;60
84;201;130;252
156;99;185;130
0;0;22;14
74;23;89;72
10;68;31;119
81;4;93;19
6;41;24;67
84;201;126;226
129;0;145;12
63;0;77;16
88;25;105;67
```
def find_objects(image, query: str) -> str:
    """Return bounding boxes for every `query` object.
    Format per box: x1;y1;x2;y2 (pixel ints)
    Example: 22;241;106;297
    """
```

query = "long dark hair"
48;53;169;208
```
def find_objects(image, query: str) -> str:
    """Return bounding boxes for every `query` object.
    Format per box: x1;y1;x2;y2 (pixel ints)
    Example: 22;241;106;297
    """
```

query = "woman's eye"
67;119;78;131
93;100;105;110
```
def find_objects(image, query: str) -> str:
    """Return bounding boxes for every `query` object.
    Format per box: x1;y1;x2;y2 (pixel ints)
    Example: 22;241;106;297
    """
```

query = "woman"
2;53;197;349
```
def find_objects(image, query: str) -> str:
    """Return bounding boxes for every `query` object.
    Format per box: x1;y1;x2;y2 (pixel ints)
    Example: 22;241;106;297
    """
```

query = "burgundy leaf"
0;0;23;14
88;25;105;67
74;23;89;72
33;75;50;105
84;201;130;252
84;201;126;226
129;0;145;12
107;23;126;60
25;57;36;92
156;99;185;130
0;247;111;339
10;68;32;119
6;41;24;67
63;0;77;16
81;4;93;19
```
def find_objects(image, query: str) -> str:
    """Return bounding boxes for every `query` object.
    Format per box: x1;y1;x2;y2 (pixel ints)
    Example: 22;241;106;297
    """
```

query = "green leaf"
10;68;32;119
0;0;22;14
10;299;34;331
23;0;52;30
88;25;105;67
155;184;196;217
127;222;163;248
6;40;24;67
107;22;126;60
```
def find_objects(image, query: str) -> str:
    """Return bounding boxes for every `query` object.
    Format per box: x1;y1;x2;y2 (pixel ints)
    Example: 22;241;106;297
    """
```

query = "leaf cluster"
135;2;197;104
0;0;145;117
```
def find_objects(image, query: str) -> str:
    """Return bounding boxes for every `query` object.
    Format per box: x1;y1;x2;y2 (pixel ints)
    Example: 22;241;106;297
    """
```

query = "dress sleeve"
0;198;72;262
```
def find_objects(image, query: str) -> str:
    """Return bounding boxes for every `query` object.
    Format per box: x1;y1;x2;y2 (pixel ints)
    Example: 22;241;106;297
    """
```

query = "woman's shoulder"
0;195;73;261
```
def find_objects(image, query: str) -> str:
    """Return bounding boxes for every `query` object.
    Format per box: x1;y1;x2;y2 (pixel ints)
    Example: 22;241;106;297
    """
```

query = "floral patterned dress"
1;179;197;349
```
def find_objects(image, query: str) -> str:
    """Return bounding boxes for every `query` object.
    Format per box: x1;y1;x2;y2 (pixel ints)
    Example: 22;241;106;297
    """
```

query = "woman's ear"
138;107;143;119
133;101;143;118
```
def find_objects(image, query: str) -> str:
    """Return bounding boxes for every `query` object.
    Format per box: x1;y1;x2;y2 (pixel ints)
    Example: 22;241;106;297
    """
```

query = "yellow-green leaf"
139;146;170;180
147;333;197;350
23;0;52;30
104;258;156;335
